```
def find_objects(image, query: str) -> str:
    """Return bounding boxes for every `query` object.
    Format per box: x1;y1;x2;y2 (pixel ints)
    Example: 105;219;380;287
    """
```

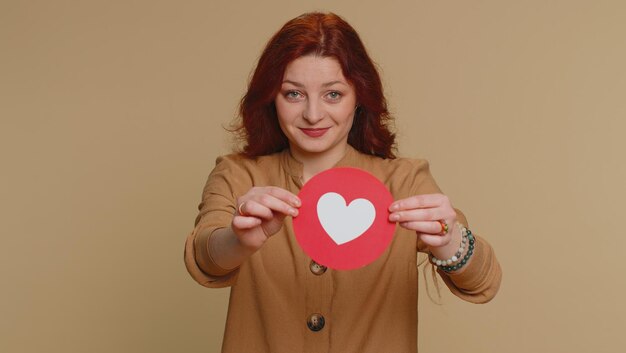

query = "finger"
417;233;452;248
389;207;452;223
247;195;298;219
239;200;275;220
397;220;443;234
260;213;288;237
262;186;301;207
232;215;262;229
389;194;447;212
258;193;300;217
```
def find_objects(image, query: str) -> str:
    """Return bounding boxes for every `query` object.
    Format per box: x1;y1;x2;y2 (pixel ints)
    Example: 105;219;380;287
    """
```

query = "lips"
300;128;330;137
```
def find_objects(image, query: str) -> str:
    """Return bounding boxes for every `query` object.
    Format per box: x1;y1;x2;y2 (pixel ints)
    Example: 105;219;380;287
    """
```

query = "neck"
291;144;349;183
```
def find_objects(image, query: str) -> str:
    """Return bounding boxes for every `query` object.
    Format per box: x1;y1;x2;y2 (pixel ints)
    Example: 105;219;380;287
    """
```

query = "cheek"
276;100;298;124
275;101;288;126
275;104;298;138
336;106;356;126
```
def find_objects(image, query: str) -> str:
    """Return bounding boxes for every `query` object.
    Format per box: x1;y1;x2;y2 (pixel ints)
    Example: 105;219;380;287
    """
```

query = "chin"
295;145;328;155
289;139;328;152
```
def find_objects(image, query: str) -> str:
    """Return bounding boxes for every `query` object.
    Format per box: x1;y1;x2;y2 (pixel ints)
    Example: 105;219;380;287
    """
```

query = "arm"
438;232;502;303
388;159;502;303
184;156;299;288
184;156;244;288
199;186;300;272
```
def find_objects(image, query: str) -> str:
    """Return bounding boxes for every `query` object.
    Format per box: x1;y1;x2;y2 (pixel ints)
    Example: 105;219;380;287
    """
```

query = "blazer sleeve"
184;155;251;288
438;210;502;303
410;159;502;303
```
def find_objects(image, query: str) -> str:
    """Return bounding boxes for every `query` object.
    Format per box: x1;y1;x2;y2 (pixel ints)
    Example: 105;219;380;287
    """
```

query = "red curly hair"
236;12;396;159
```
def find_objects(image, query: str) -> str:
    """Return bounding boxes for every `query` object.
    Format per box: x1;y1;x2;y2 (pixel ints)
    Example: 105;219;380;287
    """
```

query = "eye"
325;91;342;101
284;90;303;101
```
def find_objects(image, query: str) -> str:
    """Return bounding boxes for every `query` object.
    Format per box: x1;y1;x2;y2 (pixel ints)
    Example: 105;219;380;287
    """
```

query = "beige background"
1;0;625;352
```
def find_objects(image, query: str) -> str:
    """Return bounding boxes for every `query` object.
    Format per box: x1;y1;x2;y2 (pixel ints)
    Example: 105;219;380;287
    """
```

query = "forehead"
282;55;347;84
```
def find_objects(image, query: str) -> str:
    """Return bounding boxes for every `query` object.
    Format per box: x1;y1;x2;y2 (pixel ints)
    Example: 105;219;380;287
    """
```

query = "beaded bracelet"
429;224;475;273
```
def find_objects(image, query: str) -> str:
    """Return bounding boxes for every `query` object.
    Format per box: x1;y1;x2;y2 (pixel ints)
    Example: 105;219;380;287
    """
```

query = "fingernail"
290;208;298;216
293;198;301;207
390;203;399;211
390;214;399;221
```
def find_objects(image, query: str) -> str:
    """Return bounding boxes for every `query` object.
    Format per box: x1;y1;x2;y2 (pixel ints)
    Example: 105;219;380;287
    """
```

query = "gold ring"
238;202;247;216
437;220;449;235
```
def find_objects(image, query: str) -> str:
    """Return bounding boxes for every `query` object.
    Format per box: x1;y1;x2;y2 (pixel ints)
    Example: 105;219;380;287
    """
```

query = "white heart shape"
316;192;376;245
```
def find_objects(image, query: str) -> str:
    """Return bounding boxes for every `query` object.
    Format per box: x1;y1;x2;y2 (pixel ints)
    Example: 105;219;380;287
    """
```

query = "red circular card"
292;167;396;270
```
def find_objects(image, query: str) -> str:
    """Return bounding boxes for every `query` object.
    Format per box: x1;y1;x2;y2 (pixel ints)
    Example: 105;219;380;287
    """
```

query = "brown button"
309;260;327;275
307;313;325;332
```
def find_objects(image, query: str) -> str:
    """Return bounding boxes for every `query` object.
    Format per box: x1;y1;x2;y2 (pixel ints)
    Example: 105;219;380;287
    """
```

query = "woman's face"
275;55;357;163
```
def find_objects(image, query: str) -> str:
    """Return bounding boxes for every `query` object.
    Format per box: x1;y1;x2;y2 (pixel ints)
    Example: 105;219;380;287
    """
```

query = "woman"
185;12;501;353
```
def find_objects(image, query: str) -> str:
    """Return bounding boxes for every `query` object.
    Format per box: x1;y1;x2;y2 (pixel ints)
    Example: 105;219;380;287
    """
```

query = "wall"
1;0;625;352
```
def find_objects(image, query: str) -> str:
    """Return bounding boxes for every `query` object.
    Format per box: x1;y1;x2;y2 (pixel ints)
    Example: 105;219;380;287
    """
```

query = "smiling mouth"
300;128;330;137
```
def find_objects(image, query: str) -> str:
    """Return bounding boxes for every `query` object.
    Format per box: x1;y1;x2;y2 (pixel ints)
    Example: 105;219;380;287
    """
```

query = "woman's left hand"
388;194;458;255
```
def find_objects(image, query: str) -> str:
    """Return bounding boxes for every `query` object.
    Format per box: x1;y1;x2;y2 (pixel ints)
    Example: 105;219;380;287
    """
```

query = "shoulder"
383;156;431;174
353;152;432;179
213;152;282;174
206;151;285;193
351;151;440;197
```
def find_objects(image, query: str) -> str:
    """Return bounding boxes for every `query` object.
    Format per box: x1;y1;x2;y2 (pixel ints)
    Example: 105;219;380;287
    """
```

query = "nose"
302;99;324;124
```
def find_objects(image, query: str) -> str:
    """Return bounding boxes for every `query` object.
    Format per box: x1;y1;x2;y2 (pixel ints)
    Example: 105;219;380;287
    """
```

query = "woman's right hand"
232;186;301;251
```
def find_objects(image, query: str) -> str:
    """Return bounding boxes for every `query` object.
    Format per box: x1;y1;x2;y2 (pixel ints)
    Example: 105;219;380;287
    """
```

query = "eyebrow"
282;80;346;88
